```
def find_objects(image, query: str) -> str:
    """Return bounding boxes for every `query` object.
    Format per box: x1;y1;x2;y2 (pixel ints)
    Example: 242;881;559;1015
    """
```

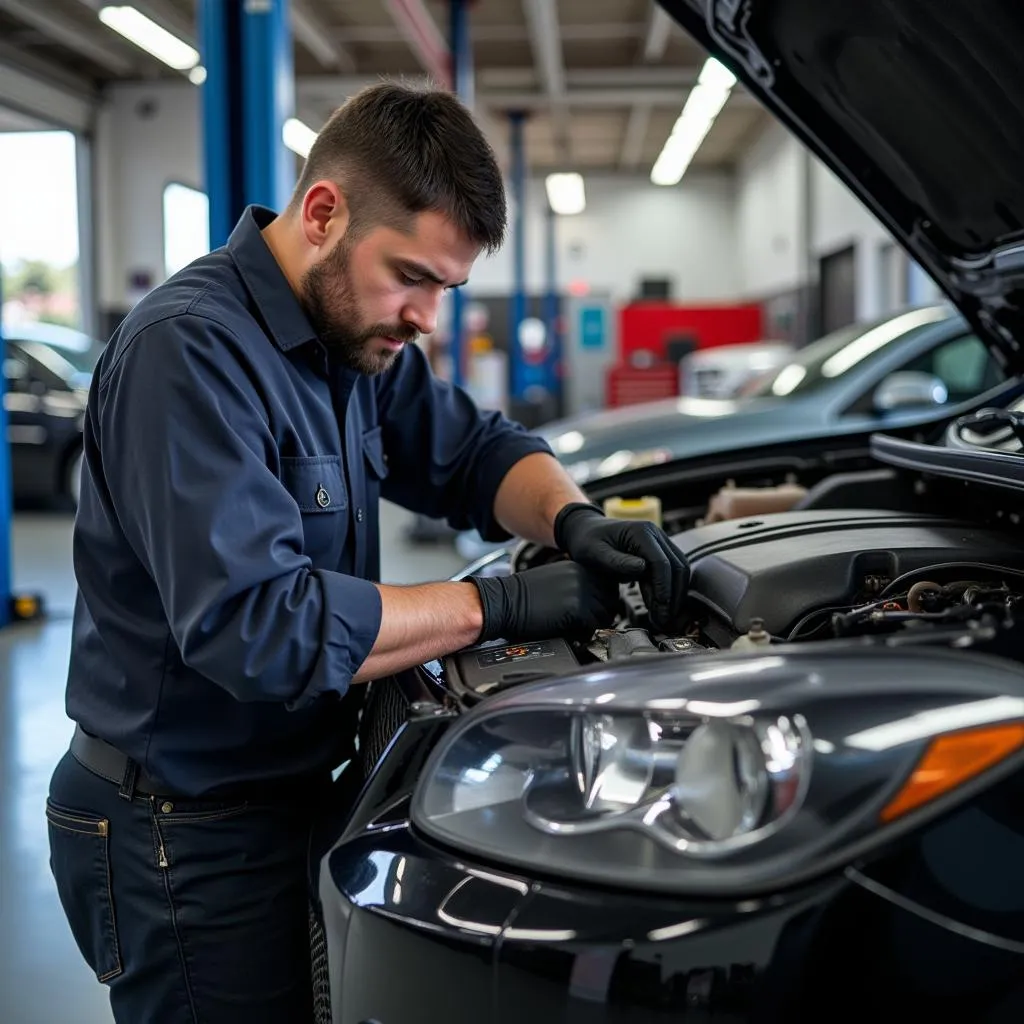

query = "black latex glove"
553;502;690;630
469;561;621;643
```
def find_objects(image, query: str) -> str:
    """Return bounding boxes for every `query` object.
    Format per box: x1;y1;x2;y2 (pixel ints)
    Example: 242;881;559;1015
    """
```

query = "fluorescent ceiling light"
546;172;586;215
283;117;317;158
99;6;199;70
651;57;736;187
188;65;207;86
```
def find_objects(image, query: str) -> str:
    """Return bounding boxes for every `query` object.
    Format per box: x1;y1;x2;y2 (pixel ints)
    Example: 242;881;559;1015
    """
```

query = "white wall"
95;81;202;310
469;171;740;303
736;119;805;299
811;159;893;321
93;80;740;309
734;115;945;322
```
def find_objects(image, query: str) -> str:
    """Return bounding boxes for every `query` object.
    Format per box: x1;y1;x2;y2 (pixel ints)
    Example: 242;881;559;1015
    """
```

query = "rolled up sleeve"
98;314;382;709
377;343;554;540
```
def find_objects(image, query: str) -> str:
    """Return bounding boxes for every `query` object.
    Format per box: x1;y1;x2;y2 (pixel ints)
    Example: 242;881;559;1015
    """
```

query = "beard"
299;237;417;375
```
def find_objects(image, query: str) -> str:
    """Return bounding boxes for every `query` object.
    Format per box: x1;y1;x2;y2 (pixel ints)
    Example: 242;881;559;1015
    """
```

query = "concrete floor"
0;502;467;1024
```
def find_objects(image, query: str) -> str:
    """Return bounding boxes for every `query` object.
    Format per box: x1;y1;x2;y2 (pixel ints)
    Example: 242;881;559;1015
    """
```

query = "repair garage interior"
0;1;957;1021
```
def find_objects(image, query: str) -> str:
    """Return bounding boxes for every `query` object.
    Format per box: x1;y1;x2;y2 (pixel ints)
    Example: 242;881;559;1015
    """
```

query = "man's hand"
469;562;621;643
553;502;689;631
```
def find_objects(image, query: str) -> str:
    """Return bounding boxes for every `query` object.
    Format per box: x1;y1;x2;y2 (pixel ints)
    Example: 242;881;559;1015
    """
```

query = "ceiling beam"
522;0;569;160
619;103;651;168
480;65;703;89
333;22;648;44
384;0;451;88
481;87;695;109
642;5;674;62
0;0;135;75
75;0;356;78
299;74;432;103
291;0;356;72
0;42;99;98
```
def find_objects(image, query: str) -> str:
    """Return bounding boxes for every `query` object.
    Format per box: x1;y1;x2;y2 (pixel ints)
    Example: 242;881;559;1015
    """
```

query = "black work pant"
46;749;337;1024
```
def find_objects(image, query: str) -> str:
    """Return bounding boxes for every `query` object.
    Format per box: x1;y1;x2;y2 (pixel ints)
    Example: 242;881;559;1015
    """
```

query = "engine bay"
440;411;1024;701
447;498;1024;702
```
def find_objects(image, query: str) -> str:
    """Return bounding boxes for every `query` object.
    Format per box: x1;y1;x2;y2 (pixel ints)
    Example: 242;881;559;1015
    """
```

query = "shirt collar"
227;205;318;353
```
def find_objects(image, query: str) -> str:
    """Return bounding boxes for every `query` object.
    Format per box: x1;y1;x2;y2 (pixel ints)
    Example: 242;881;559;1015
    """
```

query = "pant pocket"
46;798;123;983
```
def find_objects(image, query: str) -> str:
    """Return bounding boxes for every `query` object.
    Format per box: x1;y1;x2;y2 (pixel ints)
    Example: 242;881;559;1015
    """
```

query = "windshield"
739;306;953;398
21;339;100;377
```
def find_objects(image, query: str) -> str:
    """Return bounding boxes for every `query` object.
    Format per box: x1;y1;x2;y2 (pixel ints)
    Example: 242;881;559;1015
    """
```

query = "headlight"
412;648;1024;895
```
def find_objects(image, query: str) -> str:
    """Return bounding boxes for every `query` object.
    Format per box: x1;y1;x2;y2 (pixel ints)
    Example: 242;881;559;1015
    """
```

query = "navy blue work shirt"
66;205;552;797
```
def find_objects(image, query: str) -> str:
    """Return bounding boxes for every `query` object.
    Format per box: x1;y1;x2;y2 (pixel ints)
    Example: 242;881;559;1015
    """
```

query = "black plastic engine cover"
672;509;1024;637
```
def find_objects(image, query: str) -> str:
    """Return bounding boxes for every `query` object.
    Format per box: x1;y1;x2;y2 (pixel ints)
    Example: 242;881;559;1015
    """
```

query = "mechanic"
45;83;689;1024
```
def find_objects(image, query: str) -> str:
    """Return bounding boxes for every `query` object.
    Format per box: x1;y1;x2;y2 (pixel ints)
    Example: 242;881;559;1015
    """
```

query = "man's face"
299;209;479;375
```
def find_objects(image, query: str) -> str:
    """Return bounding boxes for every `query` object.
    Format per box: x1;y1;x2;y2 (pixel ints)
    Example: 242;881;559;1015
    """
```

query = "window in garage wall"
0;129;81;332
163;182;209;278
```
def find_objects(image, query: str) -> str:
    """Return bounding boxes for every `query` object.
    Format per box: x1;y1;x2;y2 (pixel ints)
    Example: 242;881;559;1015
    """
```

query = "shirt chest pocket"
280;455;348;568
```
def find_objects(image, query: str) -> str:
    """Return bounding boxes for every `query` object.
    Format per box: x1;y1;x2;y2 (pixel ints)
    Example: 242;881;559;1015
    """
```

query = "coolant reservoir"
731;617;772;651
603;495;662;527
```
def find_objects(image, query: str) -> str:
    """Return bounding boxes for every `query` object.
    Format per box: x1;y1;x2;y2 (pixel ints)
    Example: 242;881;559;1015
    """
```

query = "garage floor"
0;503;467;1024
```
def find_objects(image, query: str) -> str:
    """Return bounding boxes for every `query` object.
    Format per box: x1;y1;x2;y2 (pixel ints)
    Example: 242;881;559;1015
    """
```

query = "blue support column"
448;0;473;388
199;0;295;250
508;110;527;402
543;200;561;411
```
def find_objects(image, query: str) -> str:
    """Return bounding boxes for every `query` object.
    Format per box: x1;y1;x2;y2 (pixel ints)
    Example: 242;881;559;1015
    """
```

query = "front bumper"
318;822;847;1024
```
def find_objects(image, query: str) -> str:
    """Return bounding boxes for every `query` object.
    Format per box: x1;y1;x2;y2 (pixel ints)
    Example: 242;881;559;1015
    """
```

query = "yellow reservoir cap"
603;495;662;527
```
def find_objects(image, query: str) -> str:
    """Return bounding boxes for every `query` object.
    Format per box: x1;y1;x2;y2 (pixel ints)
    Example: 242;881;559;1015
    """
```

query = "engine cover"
672;509;1024;637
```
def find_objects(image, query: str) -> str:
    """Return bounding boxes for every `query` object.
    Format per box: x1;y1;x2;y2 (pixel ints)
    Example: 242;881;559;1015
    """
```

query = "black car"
311;2;1024;1020
3;321;100;505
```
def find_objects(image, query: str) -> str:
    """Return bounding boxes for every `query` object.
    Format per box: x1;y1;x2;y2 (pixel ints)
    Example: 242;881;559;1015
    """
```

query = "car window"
3;344;35;392
739;306;953;398
841;332;1005;416
898;333;1004;402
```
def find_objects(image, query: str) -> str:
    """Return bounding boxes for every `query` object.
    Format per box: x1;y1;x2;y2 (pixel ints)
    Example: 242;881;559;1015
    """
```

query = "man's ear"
301;180;351;249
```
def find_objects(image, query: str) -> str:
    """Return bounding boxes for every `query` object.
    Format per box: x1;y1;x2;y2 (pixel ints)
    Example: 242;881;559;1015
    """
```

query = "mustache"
363;324;419;344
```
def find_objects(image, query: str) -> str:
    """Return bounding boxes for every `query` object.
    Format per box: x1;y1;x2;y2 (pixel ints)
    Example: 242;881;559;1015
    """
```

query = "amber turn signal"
881;723;1024;823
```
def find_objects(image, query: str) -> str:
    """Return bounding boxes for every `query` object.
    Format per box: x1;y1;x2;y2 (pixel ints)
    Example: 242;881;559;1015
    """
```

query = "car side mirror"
873;371;949;413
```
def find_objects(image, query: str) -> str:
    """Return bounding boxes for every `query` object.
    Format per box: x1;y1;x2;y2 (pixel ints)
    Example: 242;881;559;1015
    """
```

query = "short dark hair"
288;81;506;254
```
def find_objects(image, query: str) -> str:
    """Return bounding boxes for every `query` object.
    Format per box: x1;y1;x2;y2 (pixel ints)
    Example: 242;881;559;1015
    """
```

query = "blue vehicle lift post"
448;0;474;388
543;197;561;413
198;0;296;250
508;109;527;405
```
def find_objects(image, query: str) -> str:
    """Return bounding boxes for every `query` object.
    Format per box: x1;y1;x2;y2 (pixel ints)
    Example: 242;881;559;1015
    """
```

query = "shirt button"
356;508;365;523
161;802;174;814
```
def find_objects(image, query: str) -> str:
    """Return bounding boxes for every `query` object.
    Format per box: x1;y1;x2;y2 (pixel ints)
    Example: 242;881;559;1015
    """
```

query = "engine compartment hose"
907;580;942;613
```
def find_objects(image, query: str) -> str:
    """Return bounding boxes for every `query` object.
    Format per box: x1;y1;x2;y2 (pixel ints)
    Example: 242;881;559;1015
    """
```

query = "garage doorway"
0;124;82;332
818;244;857;334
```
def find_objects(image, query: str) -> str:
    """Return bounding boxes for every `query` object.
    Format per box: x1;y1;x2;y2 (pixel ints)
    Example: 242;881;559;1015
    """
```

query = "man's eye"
399;273;422;286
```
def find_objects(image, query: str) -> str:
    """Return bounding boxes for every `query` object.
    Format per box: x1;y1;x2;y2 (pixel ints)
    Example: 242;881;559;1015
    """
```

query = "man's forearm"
352;580;484;682
492;452;590;547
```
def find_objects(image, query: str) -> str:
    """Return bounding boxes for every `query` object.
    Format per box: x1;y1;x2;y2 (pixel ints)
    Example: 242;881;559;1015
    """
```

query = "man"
46;83;689;1023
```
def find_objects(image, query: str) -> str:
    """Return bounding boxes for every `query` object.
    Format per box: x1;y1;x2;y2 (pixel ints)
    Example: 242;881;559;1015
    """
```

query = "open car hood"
658;0;1024;376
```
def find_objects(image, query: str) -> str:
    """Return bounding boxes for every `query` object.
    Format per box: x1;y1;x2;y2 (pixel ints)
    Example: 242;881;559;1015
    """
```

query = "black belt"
70;725;170;797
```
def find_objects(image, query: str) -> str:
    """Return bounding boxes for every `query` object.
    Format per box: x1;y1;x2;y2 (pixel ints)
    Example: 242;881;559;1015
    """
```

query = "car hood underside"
659;0;1024;376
